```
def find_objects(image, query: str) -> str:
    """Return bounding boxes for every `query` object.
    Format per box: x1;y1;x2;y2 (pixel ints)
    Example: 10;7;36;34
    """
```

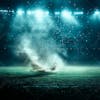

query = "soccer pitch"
0;66;100;88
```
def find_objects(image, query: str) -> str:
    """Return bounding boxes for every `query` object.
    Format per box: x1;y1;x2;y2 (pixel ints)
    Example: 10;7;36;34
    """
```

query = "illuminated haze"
12;9;66;70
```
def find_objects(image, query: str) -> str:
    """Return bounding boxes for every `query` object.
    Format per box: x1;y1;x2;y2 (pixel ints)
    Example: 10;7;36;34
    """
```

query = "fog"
12;11;66;70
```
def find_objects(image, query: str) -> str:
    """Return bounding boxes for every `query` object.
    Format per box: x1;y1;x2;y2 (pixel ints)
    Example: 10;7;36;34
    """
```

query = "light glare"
61;10;78;25
61;10;72;18
27;10;32;15
34;9;44;18
94;10;100;15
74;11;83;15
33;9;49;22
17;9;24;16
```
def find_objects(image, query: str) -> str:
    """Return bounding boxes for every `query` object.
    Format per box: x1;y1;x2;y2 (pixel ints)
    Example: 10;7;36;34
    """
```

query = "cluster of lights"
73;11;84;15
0;8;100;22
16;9;49;17
0;10;14;13
15;9;84;17
33;9;49;18
15;9;83;25
61;10;72;18
0;8;100;16
0;10;8;13
0;9;84;16
16;9;25;16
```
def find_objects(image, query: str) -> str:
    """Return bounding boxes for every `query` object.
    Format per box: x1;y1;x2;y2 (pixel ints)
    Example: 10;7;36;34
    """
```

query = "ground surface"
0;66;100;100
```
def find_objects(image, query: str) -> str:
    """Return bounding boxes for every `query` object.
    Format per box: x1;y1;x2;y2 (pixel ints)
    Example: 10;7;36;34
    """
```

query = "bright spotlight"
94;10;100;15
91;10;100;20
0;10;8;13
27;10;32;15
61;10;78;25
34;9;44;18
17;9;24;16
61;10;72;18
33;9;49;22
74;11;83;15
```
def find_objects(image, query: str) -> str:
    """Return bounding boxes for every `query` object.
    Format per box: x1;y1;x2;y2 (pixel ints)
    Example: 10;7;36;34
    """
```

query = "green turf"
0;66;100;88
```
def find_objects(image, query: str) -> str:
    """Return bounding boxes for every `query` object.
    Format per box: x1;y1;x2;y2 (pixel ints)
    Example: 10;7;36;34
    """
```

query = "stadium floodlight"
27;10;32;15
74;11;84;15
0;10;8;13
61;10;78;25
34;9;44;18
94;10;100;15
91;9;100;20
17;9;24;16
61;10;72;18
33;9;49;22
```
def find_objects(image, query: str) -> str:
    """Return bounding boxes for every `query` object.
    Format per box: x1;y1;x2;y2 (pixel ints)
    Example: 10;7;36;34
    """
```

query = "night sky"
0;0;100;66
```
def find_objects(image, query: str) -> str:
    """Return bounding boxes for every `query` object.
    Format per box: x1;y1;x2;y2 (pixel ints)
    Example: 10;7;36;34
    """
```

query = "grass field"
0;66;100;88
0;66;100;99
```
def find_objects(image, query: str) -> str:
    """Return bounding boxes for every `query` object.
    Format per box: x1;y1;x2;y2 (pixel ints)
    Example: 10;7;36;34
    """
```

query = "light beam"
33;9;49;22
61;10;78;25
91;9;100;20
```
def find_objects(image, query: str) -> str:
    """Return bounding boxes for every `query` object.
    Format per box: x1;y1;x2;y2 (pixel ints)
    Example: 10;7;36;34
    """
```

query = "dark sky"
0;0;99;10
0;0;100;66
